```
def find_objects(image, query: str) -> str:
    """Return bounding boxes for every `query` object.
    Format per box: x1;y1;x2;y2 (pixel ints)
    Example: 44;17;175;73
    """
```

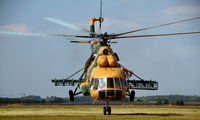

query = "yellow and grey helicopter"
1;0;200;115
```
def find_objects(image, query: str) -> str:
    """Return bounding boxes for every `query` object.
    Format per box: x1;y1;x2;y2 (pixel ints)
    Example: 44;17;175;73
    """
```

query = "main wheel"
107;106;111;115
129;90;135;102
69;90;74;101
103;107;107;115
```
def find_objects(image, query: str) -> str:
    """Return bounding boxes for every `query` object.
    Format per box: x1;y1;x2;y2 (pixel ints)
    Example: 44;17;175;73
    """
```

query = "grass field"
0;105;200;120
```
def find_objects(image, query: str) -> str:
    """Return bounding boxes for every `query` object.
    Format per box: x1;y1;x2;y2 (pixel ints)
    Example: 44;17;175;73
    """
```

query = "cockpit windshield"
107;78;114;88
115;78;121;89
91;77;125;89
99;78;106;89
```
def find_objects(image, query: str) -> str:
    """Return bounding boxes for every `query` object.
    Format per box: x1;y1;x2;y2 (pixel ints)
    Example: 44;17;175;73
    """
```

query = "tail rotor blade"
100;0;102;18
99;0;103;33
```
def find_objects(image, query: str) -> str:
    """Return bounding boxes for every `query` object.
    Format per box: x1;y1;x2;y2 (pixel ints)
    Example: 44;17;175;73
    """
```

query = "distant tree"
41;99;46;103
156;98;169;105
164;99;169;105
53;97;64;103
176;100;184;105
156;98;162;105
136;99;143;102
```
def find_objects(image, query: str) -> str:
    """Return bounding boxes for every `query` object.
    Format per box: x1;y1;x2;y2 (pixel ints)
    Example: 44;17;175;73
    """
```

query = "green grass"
0;105;200;120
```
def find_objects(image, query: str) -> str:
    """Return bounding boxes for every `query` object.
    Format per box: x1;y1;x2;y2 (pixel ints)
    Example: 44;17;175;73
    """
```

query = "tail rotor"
99;0;104;33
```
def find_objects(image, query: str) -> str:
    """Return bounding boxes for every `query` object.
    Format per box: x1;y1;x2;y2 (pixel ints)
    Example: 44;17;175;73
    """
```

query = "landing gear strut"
129;90;135;102
69;90;74;101
69;84;82;102
103;101;111;115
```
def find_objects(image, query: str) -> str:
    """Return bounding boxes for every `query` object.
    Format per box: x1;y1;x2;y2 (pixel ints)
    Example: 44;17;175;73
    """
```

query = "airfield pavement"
0;105;200;120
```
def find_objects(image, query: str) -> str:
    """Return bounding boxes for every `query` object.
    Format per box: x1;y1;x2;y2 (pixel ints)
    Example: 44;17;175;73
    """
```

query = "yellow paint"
97;55;108;67
80;81;89;89
82;42;131;101
90;17;101;25
91;67;125;78
107;55;117;67
80;17;131;101
89;40;98;49
98;46;112;54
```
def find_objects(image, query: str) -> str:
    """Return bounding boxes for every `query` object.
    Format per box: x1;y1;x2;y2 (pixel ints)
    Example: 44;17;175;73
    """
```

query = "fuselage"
79;40;129;101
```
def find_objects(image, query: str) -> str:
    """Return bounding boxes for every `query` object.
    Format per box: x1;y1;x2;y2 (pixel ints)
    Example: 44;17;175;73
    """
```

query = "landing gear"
103;106;111;115
69;84;82;102
107;106;111;115
69;90;74;101
103;107;107;115
103;101;111;115
129;90;135;102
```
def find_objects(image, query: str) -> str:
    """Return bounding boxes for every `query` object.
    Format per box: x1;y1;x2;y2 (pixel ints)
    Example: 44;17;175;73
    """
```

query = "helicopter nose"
99;89;122;100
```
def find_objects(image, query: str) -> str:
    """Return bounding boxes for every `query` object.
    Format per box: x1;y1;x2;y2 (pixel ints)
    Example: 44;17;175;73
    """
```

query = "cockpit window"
99;78;106;89
91;78;94;86
107;78;114;88
92;77;123;89
115;78;121;89
93;78;99;90
121;79;125;89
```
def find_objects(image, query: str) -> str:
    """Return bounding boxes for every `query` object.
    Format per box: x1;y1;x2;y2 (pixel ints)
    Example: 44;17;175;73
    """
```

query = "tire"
129;90;135;102
69;90;74;101
107;106;111;115
103;107;107;115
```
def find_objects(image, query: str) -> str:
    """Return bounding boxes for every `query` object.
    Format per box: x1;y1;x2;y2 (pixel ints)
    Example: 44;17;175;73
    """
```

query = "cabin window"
107;78;114;88
115;78;121;89
99;78;106;89
93;78;99;90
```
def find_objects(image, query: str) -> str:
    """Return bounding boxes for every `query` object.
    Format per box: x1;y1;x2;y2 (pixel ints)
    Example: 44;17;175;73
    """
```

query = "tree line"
0;95;199;105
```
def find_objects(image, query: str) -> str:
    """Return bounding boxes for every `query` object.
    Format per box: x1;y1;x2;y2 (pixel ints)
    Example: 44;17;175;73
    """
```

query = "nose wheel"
103;101;111;115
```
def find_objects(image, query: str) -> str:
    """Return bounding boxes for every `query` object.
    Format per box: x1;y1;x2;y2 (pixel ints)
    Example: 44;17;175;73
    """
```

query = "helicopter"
1;0;200;115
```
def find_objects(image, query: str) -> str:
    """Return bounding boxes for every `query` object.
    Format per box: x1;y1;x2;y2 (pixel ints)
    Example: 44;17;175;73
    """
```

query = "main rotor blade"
115;31;200;39
44;17;92;34
116;16;200;36
0;31;90;39
0;31;55;37
70;41;90;43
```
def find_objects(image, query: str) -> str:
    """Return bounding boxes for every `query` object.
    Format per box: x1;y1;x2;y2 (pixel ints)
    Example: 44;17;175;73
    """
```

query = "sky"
0;0;200;98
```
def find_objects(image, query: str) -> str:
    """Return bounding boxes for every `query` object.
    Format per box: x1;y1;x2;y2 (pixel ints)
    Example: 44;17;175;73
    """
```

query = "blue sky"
0;0;200;98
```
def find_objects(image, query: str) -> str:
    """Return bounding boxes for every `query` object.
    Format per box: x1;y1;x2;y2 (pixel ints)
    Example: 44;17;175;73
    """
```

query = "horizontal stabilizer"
51;78;81;86
127;80;158;90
